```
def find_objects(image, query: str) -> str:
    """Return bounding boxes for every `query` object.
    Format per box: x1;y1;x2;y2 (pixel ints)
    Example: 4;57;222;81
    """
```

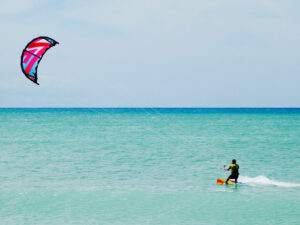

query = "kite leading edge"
20;36;59;85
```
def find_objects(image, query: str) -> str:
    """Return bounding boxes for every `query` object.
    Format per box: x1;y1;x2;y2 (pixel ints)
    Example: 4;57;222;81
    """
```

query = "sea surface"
0;108;299;225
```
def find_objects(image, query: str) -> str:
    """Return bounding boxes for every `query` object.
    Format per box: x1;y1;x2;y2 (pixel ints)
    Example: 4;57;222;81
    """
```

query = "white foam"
239;175;300;188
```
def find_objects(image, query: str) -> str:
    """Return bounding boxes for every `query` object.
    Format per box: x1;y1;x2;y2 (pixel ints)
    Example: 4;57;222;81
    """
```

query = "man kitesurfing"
224;159;239;184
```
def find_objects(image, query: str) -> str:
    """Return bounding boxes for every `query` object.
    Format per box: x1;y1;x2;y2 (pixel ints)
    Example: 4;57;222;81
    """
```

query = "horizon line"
0;107;300;109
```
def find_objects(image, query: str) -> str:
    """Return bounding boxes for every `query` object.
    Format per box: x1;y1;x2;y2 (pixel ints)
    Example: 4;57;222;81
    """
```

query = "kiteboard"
216;178;241;185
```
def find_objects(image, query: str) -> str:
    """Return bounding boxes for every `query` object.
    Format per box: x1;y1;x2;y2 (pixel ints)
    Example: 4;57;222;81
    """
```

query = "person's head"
232;159;236;164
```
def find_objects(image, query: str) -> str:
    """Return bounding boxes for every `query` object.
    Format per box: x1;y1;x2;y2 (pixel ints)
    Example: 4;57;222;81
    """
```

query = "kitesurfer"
224;159;239;184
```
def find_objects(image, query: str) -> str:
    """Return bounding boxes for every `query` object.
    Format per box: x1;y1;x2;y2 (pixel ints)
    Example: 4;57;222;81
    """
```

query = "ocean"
0;108;299;224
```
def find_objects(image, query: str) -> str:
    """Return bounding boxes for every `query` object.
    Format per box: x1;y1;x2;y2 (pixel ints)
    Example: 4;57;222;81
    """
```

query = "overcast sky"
0;0;299;107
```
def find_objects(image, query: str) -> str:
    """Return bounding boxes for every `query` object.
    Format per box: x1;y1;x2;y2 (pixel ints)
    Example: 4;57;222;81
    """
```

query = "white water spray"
239;175;300;188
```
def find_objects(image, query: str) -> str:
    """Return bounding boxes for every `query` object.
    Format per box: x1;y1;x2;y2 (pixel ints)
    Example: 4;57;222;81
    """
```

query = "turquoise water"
0;108;299;224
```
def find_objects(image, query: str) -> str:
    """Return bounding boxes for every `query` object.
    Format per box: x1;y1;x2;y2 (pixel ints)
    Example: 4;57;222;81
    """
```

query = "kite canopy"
21;36;58;85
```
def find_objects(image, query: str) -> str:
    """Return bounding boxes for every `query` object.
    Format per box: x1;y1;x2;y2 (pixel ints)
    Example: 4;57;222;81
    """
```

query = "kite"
20;36;59;85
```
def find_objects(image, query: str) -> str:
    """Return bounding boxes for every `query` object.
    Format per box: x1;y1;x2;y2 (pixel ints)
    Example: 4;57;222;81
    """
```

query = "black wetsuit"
228;164;239;181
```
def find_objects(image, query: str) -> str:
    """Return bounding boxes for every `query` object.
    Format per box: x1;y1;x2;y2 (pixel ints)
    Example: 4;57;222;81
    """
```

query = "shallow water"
0;108;299;224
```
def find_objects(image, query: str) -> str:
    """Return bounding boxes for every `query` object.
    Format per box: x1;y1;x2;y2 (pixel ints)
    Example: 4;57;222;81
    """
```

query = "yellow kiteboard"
216;178;238;185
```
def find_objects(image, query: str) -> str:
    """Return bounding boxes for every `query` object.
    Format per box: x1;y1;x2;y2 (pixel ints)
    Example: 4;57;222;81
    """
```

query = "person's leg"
226;175;232;184
234;174;239;183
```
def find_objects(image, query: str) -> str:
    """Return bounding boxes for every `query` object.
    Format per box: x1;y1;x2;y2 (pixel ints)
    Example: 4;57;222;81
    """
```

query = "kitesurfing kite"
20;36;58;85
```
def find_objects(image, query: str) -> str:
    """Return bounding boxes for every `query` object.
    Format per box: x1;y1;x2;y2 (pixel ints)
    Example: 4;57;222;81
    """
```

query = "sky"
0;0;300;107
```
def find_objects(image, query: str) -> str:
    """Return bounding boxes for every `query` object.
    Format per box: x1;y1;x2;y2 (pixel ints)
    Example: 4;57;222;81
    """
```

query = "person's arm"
224;166;231;171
